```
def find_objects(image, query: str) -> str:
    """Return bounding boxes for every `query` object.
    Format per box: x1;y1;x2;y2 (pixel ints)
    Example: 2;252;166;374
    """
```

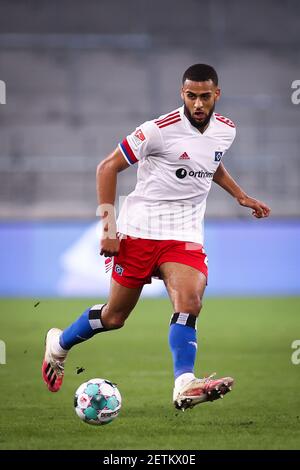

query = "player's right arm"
96;147;129;257
97;120;162;256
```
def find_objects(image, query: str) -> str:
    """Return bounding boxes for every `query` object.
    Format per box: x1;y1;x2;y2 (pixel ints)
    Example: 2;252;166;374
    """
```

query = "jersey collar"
180;105;215;136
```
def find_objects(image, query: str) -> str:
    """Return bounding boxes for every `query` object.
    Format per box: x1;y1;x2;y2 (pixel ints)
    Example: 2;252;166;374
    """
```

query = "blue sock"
169;312;197;379
59;304;107;350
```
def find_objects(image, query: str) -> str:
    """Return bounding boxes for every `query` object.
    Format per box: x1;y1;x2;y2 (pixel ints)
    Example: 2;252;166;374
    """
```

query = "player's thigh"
105;278;143;322
159;262;207;315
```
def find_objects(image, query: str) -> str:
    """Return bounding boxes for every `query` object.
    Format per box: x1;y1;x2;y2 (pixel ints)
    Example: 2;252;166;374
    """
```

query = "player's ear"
215;87;221;102
180;87;184;100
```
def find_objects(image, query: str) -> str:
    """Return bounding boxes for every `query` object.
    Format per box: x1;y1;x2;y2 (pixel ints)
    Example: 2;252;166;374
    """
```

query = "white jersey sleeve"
214;113;236;157
118;120;163;165
222;126;236;156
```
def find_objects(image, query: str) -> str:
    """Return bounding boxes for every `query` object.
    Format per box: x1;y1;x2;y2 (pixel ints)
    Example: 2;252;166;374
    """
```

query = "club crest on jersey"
114;264;124;276
214;151;223;162
132;128;146;146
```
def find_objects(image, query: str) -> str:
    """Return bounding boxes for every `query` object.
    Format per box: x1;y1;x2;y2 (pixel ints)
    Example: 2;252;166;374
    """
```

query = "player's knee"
104;314;126;330
176;294;202;316
198;297;203;312
193;297;203;316
185;295;202;316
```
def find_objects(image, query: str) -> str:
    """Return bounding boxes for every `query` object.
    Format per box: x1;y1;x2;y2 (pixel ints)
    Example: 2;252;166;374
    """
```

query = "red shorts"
112;236;208;289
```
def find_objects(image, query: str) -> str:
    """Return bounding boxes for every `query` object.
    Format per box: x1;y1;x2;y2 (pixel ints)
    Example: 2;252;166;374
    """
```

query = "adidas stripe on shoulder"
155;110;181;129
214;113;235;128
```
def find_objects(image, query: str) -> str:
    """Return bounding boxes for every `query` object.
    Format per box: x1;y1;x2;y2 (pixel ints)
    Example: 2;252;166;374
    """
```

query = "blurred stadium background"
1;0;300;452
0;0;299;297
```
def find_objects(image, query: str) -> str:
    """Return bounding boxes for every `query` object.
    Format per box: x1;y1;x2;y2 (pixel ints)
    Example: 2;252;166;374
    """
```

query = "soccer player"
42;64;270;410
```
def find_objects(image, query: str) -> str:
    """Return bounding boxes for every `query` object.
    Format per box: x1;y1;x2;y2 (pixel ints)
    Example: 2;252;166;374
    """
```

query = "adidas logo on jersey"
179;152;190;160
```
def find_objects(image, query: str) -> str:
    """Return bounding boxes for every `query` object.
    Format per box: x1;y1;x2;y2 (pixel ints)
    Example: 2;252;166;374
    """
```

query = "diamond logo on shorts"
115;264;124;276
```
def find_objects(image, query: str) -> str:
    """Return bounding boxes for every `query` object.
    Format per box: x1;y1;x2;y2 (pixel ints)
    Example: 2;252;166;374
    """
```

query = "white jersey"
117;105;236;244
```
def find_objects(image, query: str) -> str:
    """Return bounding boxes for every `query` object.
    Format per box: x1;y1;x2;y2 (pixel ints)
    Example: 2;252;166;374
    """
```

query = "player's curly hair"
182;64;218;86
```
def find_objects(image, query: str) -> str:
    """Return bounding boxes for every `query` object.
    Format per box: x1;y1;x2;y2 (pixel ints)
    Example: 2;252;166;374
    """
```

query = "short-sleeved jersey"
117;105;236;244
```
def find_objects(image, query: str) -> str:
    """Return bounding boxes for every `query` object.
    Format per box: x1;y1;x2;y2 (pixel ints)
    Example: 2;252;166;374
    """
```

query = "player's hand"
100;237;120;257
238;195;271;218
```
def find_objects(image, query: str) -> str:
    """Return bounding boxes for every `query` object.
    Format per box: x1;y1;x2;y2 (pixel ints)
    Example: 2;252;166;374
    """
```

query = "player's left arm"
213;162;271;218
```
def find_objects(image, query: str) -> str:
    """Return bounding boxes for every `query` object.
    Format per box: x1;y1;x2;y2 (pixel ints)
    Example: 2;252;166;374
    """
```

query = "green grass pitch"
0;297;299;450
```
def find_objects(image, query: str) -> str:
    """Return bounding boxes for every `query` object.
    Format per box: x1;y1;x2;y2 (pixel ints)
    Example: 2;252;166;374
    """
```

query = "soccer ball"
74;378;121;425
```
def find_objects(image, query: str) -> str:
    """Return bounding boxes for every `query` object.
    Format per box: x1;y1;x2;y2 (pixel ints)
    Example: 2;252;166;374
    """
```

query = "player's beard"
184;103;215;132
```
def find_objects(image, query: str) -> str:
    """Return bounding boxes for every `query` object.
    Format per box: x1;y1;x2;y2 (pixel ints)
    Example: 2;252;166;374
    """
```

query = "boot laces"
51;359;64;377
